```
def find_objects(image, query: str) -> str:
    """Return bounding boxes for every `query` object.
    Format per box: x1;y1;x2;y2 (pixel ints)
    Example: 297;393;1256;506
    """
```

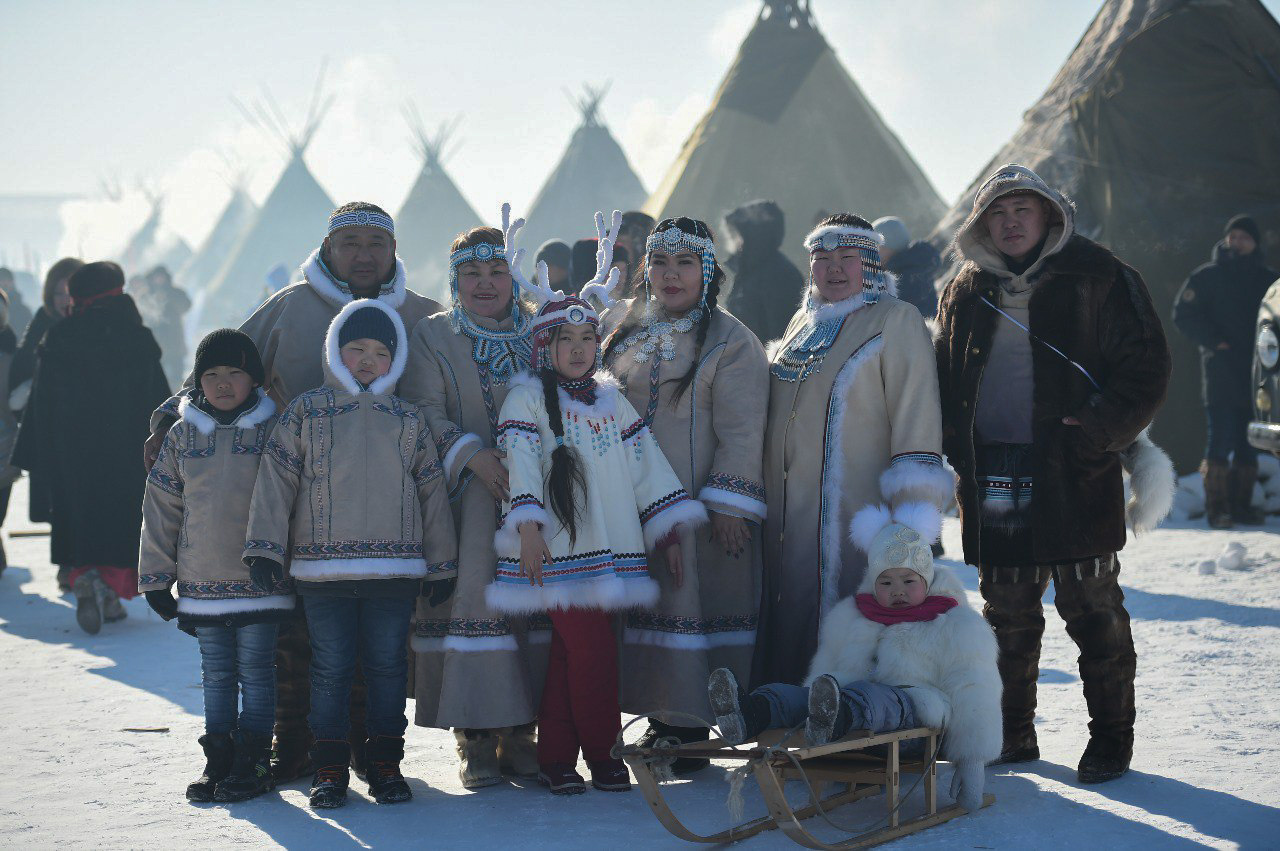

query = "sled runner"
618;726;993;849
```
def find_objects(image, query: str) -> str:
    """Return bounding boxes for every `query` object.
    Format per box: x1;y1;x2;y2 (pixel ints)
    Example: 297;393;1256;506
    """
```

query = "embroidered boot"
454;728;502;789
72;569;102;635
186;733;234;802
497;722;540;779
365;735;412;804
214;730;274;802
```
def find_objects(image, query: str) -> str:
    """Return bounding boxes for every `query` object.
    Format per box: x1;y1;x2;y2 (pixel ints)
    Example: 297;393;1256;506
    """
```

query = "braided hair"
602;217;723;405
540;361;588;546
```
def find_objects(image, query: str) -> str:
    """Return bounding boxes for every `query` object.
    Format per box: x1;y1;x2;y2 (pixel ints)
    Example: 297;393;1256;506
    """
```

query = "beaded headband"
328;209;395;236
802;224;890;303
644;225;716;308
448;204;525;328
530;296;601;372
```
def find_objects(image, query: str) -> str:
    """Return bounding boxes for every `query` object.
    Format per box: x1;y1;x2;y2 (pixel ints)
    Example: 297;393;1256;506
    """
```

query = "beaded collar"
449;306;533;385
557;375;598;407
610;301;704;364
770;313;850;382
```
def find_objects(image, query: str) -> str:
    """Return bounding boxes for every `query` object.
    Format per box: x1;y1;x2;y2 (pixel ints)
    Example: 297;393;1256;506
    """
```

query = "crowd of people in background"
1;159;1272;819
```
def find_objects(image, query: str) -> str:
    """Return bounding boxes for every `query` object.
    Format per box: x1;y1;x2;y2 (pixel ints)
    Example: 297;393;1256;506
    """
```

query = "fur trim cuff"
442;634;519;653
289;556;428;581
484;574;659;614
880;458;954;506
641;497;708;551
442;432;483;482
177;594;296;616
323;297;409;395
494;502;551;553
697;486;767;521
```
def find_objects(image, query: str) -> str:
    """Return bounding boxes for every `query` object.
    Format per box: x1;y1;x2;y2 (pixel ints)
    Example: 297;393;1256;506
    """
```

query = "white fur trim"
323;297;409;395
484;574;659;614
809;292;868;323
410;635;444;652
1123;428;1175;534
803;224;885;248
820;335;885;615
178;393;216;435
493;503;551;554
641;498;709;551
505;370;622;418
696;486;766;522
442;634;519;653
849;504;892;552
442;432;483;482
526;630;553;645
622;626;757;650
892;501;943;546
289;556;428;581
235;391;277;429
179;388;277;435
880;459;954;505
177;594;295;615
302;248;408;309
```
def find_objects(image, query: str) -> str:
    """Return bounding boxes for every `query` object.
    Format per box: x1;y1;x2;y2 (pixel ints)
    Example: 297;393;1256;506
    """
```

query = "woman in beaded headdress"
399;204;547;791
600;216;770;774
752;213;951;688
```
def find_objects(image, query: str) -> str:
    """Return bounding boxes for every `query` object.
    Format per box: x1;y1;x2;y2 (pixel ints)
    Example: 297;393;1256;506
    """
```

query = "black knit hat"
67;261;125;301
192;328;265;386
338;304;397;357
1225;214;1261;245
536;239;572;270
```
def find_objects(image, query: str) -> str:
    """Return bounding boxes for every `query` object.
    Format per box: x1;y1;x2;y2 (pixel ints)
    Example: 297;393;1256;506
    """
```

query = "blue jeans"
1206;405;1258;465
194;622;279;735
303;596;413;741
754;680;918;735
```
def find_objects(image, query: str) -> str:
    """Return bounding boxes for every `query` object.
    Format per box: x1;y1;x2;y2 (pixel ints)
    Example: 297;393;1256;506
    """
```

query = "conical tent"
519;85;648;255
201;81;335;333
396;112;482;304
645;1;945;271
929;0;1280;472
178;185;257;296
115;189;194;278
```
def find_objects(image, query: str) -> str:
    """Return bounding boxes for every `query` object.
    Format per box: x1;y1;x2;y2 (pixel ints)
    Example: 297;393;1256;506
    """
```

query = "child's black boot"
365;735;412;804
214;730;275;802
308;739;351;809
186;733;234;802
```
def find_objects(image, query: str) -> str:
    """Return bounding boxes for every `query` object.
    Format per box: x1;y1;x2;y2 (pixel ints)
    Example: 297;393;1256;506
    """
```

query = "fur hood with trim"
177;387;277;436
301;248;408;310
322;298;410;396
953;164;1076;284
804;564;1001;766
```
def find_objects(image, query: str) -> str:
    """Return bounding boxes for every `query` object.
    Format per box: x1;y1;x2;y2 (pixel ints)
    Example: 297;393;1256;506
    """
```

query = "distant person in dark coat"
133;265;192;390
11;261;171;634
535;240;572;292
0;268;32;341
874;216;941;319
1173;215;1278;528
722;199;804;345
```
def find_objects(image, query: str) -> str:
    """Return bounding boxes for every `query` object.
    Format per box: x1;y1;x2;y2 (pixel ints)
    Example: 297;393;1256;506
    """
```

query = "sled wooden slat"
622;726;994;848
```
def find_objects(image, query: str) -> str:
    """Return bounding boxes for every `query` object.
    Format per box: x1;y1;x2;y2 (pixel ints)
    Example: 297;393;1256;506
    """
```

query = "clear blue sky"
3;0;1278;252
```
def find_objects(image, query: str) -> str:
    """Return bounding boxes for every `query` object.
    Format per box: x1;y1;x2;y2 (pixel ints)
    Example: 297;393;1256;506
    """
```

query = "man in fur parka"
935;164;1171;784
711;507;1001;813
143;202;443;782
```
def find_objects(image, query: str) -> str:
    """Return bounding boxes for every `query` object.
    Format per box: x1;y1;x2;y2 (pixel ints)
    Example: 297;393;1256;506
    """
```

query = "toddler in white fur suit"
709;505;1002;812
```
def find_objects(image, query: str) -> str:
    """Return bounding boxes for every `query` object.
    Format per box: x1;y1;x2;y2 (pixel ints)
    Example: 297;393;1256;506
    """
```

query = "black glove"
422;576;457;607
248;557;283;593
145;589;179;621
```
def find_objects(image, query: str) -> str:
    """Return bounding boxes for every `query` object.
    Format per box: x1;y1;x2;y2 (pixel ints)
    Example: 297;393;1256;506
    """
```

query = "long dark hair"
602;217;723;405
541;367;588;545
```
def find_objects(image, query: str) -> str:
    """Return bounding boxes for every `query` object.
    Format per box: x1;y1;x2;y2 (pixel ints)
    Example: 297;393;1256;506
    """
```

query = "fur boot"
1201;460;1234;529
72;570;102;635
94;574;127;623
978;575;1045;763
497;722;539;779
454;728;502;789
1229;465;1265;525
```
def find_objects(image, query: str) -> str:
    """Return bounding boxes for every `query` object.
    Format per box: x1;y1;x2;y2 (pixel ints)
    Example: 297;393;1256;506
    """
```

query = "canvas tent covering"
116;192;193;277
200;82;335;334
178;185;257;296
396;111;482;304
930;0;1280;472
518;86;648;255
645;0;945;272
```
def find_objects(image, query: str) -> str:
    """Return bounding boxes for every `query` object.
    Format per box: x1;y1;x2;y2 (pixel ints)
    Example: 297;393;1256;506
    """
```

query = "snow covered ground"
1;476;1277;849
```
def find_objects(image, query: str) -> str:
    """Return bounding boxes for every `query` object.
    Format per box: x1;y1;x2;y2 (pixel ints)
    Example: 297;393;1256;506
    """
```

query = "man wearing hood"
1173;215;1276;528
936;164;1170;784
722;200;805;345
142;201;443;784
872;217;941;319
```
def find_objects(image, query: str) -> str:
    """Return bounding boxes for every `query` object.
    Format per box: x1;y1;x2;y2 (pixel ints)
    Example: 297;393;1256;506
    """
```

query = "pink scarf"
855;594;958;625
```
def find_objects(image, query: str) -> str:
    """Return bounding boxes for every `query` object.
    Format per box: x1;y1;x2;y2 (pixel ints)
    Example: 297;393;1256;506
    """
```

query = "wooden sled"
619;726;994;849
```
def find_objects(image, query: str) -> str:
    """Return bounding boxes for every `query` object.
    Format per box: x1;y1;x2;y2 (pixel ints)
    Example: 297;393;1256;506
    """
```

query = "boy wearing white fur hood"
709;507;1001;813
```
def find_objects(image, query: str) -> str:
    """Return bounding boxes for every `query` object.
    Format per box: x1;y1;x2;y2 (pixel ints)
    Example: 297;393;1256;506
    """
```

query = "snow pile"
1165;455;1280;523
1168;473;1205;522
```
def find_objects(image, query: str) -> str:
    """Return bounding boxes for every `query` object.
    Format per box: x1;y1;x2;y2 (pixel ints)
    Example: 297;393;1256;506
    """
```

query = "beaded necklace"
558;375;598;407
611;301;704;364
770;312;850;382
450;307;533;386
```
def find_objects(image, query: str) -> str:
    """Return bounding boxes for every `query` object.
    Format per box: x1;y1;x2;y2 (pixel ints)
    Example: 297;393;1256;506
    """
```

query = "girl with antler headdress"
600;215;770;774
485;227;706;795
399;205;548;790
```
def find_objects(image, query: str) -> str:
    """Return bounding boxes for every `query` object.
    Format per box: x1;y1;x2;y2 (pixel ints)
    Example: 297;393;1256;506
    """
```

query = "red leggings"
536;608;621;766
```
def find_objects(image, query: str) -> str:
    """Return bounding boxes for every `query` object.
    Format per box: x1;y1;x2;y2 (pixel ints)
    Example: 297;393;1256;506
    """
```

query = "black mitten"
247;557;283;592
145;589;179;621
422;576;457;607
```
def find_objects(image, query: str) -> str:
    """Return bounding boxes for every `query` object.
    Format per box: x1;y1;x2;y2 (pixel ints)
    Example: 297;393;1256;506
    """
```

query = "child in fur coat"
709;507;1001;812
487;294;705;796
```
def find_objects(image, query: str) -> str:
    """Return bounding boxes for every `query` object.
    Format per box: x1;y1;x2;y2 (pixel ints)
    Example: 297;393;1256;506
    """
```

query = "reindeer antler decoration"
502;201;562;308
577;209;623;308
